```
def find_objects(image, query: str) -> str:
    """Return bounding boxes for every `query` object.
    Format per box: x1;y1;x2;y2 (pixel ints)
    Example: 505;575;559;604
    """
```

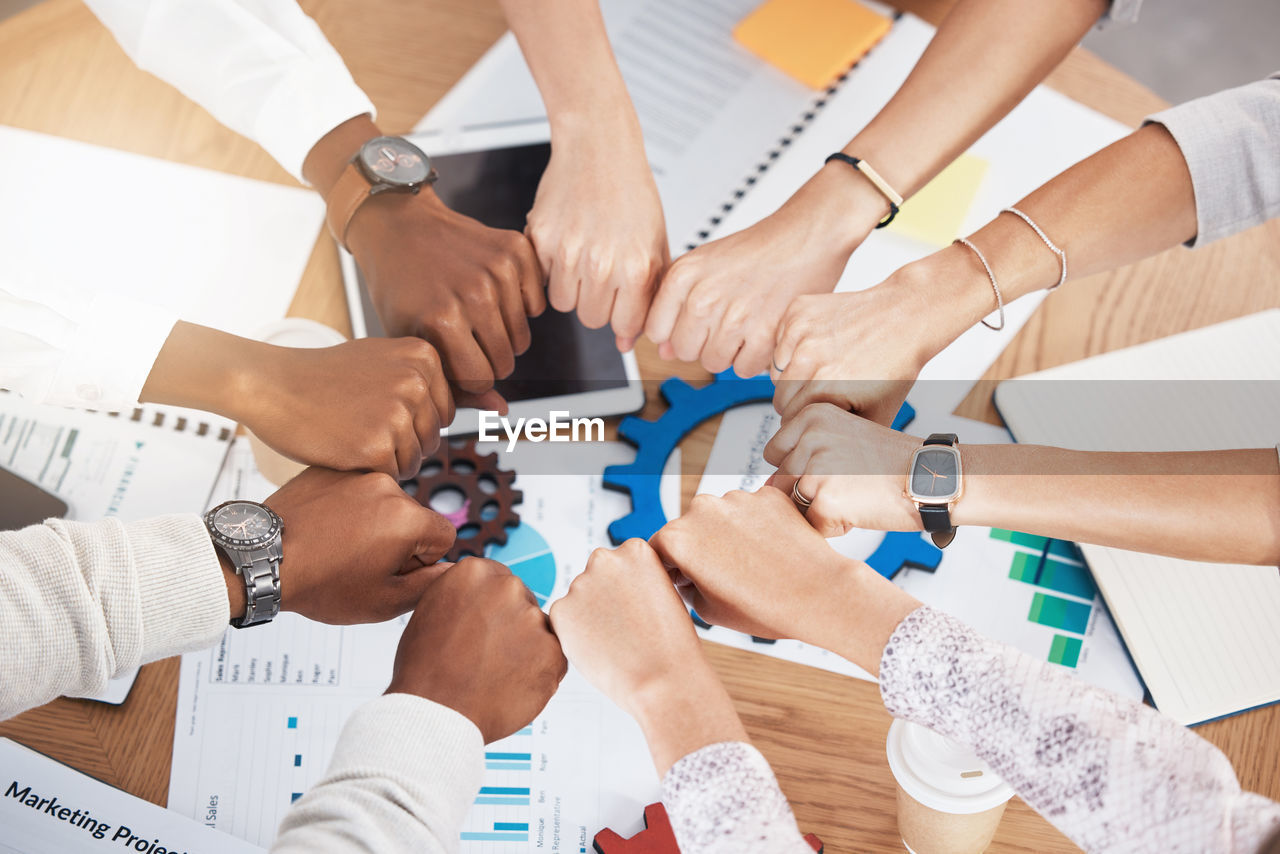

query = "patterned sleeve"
661;742;814;854
878;606;1280;853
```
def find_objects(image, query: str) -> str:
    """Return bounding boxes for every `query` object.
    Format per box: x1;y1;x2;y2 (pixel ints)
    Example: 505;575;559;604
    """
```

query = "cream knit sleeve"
0;515;228;720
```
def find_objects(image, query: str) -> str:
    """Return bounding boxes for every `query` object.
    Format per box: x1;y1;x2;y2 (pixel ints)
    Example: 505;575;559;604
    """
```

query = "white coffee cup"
885;719;1014;854
245;318;347;486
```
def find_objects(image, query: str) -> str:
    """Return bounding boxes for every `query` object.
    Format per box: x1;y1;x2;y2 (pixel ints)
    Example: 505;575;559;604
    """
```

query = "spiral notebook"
994;311;1280;726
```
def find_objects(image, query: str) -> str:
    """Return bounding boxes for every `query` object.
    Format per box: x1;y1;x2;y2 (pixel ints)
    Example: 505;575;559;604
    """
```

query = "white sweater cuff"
126;514;230;660
279;693;484;849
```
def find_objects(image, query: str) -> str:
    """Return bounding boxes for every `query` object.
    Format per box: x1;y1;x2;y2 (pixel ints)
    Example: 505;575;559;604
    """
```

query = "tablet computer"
0;466;69;531
341;121;645;435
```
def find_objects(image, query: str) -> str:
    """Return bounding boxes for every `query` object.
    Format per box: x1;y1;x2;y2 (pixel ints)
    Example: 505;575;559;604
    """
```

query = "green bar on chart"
1008;551;1097;601
1048;634;1083;667
989;528;1079;560
1028;592;1091;634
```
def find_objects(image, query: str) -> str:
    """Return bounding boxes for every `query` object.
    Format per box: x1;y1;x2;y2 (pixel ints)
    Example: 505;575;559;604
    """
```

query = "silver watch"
204;500;284;628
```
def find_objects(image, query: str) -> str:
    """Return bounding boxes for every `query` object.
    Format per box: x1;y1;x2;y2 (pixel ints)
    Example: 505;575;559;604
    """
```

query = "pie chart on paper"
486;522;557;606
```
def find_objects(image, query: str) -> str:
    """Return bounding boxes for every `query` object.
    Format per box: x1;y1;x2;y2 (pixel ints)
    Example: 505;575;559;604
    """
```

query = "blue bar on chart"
516;727;532;736
485;751;532;771
461;821;529;843
287;716;298;729
474;786;531;807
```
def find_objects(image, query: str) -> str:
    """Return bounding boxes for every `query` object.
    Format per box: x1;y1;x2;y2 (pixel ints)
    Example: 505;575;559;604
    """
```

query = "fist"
548;539;703;718
649;487;861;648
387;559;567;743
265;467;457;624
251;337;459;480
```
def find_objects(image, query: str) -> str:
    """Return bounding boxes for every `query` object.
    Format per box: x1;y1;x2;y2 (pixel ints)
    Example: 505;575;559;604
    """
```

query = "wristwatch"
204;500;284;628
324;135;438;251
906;433;963;548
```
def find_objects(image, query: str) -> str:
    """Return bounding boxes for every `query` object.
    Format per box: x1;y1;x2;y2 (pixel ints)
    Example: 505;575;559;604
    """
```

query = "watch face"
357;136;430;187
909;448;961;502
208;501;280;548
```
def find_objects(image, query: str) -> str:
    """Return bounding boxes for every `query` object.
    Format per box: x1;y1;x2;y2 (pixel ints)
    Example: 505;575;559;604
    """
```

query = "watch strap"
916;433;959;548
229;545;282;629
324;163;373;252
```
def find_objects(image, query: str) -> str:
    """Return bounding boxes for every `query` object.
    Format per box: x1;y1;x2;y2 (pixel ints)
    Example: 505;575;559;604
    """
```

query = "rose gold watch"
324;135;437;251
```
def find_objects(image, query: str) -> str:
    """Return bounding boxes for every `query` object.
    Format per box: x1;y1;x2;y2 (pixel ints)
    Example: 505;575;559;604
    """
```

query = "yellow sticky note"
889;154;991;248
734;0;892;89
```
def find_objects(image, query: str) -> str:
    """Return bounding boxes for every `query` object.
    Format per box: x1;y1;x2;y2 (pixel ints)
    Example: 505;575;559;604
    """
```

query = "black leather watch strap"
915;433;960;548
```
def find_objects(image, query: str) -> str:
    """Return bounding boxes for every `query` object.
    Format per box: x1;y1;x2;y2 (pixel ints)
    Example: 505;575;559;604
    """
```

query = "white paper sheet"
171;441;682;850
0;125;323;340
993;310;1280;725
0;737;262;854
695;411;1143;700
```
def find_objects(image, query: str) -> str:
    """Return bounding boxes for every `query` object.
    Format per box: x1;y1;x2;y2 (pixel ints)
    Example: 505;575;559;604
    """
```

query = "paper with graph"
994;310;1280;725
169;441;679;850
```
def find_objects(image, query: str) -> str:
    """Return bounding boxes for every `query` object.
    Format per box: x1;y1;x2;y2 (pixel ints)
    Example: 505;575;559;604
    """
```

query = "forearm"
498;0;641;142
629;658;748;776
138;321;276;424
879;606;1280;852
846;0;1105;198
0;516;230;720
954;445;1280;565
272;693;485;853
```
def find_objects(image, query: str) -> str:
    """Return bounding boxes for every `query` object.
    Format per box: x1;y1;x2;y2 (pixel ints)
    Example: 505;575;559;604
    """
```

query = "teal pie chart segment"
486;522;557;606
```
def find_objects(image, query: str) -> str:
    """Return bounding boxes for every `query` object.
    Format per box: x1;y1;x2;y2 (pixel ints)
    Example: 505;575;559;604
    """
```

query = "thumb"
410;507;458;566
456;388;508;416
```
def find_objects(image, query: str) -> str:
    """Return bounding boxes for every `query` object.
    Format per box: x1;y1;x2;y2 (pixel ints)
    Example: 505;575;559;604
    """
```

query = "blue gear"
602;371;920;551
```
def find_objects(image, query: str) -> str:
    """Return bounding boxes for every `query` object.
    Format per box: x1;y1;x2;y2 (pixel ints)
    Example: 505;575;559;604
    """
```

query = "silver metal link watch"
204;500;284;628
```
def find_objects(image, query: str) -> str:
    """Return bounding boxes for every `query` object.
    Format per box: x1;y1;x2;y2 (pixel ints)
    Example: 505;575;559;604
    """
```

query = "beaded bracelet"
1002;206;1067;290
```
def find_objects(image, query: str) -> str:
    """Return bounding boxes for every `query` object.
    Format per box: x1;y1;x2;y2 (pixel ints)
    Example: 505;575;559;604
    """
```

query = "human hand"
263;467;458;624
549;539;707;718
526;131;668;352
771;245;1009;426
348;188;546;394
386;558;567;743
644;166;884;377
548;539;746;774
650;488;921;674
649;487;860;646
764;403;920;537
242;337;503;480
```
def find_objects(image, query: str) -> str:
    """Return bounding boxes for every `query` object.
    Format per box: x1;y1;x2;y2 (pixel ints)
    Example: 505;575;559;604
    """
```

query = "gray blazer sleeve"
1147;73;1280;247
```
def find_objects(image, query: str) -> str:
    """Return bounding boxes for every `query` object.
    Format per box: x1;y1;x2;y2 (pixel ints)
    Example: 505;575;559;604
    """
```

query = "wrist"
302;113;381;197
886;244;1003;360
628;661;747;776
965;211;1065;302
792;164;889;256
829;561;921;676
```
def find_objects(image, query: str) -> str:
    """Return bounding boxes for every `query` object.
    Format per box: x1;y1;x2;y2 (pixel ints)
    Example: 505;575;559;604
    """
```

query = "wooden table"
2;1;1278;851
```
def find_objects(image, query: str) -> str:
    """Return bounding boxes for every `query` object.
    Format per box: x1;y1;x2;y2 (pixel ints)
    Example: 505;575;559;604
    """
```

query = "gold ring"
791;480;812;509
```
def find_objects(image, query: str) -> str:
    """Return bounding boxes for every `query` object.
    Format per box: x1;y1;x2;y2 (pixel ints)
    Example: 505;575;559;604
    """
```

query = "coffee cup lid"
252;318;346;349
886;720;1014;814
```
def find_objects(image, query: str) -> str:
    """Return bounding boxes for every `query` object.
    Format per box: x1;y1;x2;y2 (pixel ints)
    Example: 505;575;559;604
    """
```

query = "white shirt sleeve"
271;693;486;854
0;282;177;412
81;0;377;182
0;514;229;721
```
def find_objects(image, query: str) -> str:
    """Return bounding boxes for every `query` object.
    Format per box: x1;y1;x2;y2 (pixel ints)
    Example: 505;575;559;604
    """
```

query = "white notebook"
994;310;1280;726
